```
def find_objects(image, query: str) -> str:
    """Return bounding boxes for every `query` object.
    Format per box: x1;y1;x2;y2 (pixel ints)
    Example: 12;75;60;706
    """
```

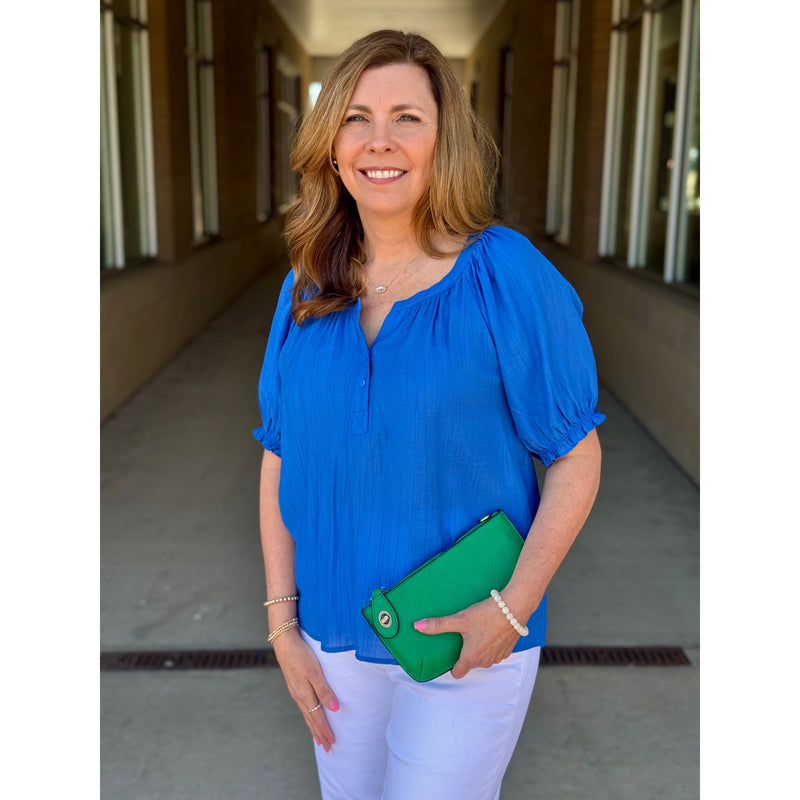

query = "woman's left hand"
414;597;523;679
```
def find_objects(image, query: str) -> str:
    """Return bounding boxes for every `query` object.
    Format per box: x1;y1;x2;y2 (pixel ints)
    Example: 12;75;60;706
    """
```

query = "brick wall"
464;0;699;481
570;0;613;261
148;0;193;264
101;0;311;421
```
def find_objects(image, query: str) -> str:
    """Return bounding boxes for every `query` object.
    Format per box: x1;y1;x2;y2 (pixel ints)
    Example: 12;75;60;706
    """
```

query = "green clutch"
361;510;525;682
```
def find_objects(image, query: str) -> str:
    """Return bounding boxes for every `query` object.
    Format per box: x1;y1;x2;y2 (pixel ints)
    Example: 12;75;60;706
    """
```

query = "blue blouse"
254;226;604;663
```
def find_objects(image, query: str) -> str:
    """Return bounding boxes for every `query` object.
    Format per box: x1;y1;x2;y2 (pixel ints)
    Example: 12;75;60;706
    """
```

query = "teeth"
364;169;404;179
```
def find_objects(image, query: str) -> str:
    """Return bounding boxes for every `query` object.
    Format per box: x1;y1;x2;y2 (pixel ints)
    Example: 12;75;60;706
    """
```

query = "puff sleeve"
473;229;604;465
252;270;295;457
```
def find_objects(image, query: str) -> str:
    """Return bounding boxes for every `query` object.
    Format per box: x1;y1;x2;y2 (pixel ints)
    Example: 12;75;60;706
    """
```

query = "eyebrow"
346;103;424;114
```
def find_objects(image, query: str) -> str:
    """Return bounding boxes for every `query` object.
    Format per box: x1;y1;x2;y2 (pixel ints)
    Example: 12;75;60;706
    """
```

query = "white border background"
4;1;799;796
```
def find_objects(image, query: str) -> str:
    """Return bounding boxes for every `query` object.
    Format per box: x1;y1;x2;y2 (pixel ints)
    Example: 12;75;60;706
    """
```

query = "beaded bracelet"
263;595;299;607
267;617;299;644
490;590;529;637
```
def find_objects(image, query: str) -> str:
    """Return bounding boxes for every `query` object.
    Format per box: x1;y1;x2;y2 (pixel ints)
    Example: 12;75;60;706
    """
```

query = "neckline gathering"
359;228;485;318
351;229;485;351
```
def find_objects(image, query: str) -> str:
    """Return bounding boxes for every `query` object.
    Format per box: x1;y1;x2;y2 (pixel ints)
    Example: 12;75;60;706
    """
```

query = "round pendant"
375;285;387;294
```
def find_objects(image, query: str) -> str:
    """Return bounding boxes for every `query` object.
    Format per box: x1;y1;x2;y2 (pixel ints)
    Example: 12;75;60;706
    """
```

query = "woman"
254;30;603;800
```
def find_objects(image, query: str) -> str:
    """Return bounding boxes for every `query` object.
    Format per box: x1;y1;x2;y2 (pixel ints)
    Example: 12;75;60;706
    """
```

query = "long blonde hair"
285;30;499;324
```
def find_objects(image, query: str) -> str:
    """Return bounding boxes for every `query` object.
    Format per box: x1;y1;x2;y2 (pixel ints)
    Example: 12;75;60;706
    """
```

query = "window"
546;0;581;243
276;54;301;213
186;0;219;240
100;0;157;269
256;46;273;222
599;0;700;287
667;0;699;285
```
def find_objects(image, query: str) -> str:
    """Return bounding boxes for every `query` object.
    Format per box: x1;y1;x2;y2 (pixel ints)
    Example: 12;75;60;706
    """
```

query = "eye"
343;113;368;124
397;113;420;123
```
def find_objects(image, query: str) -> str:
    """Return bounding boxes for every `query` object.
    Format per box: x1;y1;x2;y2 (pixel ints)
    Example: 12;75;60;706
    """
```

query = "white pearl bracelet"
264;595;299;607
490;589;529;637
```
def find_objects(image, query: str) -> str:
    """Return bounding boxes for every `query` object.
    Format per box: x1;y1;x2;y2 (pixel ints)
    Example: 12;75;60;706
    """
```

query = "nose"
366;119;396;153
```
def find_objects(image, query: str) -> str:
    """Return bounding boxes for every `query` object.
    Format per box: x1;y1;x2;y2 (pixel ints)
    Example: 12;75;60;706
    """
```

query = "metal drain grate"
541;646;691;666
100;649;278;672
100;645;690;672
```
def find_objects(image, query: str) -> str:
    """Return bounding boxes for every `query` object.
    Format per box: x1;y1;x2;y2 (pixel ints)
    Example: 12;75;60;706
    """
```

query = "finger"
304;671;340;747
303;701;336;752
306;704;337;751
299;690;336;750
310;673;340;714
413;614;460;635
450;657;471;680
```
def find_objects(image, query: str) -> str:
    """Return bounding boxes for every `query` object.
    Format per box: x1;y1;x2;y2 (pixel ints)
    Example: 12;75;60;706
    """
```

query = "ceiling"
268;0;508;59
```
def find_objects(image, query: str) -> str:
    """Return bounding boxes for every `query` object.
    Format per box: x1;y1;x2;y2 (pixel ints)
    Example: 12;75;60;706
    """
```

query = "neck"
359;215;420;265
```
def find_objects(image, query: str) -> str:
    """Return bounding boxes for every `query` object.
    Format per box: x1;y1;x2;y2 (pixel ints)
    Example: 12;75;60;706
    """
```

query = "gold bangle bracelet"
267;617;300;644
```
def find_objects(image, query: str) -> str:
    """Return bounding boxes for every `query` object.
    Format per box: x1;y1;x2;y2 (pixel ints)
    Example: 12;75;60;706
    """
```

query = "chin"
356;198;419;220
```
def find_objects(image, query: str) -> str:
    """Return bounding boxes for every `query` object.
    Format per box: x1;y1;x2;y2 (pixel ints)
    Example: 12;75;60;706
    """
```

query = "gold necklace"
372;250;423;294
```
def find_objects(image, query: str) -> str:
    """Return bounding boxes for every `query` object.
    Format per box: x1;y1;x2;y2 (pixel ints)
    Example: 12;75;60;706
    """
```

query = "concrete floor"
101;265;699;799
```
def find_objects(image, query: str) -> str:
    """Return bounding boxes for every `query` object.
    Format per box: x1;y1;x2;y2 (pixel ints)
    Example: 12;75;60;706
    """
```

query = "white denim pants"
302;631;540;800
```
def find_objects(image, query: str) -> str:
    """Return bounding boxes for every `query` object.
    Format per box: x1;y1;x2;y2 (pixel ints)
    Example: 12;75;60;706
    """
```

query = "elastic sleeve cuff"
253;426;281;457
535;410;605;466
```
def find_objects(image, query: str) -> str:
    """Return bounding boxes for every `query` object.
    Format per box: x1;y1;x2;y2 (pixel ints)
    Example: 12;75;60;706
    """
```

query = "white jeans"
302;631;540;800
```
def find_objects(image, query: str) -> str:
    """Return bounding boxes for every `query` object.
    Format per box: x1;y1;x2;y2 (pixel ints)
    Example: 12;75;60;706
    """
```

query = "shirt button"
359;379;367;388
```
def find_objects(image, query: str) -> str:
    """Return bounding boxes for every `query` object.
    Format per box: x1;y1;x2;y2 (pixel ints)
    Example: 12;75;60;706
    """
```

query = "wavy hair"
285;30;499;324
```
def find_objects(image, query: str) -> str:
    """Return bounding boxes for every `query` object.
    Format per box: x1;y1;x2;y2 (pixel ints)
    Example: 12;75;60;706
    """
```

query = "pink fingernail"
328;700;340;712
314;738;321;746
414;620;426;631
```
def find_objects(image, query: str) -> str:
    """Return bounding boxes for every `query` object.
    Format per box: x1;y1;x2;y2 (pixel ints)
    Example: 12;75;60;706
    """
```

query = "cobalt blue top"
254;226;604;663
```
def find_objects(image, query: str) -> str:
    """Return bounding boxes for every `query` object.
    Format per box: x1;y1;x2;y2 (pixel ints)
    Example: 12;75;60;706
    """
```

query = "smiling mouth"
361;169;406;180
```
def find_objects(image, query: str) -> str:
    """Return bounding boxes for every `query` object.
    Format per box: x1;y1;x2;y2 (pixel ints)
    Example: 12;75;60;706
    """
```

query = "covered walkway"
101;260;699;799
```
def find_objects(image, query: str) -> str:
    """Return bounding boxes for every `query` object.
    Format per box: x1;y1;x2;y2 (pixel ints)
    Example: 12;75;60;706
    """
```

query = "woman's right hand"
272;629;340;752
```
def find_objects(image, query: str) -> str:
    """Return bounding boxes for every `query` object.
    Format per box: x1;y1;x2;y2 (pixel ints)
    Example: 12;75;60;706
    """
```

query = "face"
332;63;438;224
